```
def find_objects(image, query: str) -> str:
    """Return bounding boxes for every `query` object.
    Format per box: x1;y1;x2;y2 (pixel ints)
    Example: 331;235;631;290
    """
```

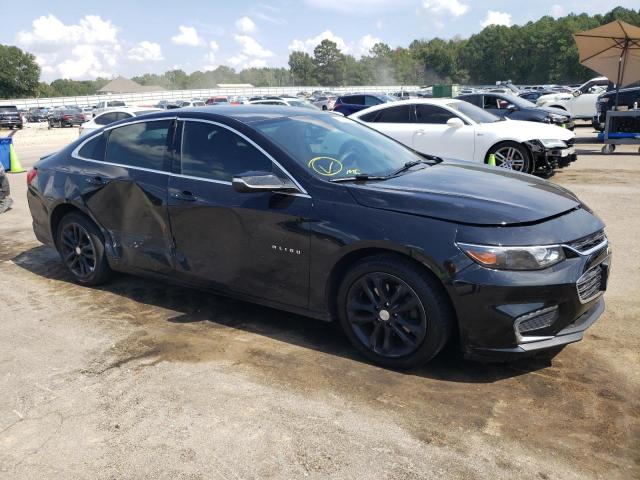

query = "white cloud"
358;34;380;56
551;4;565;18
128;41;163;61
375;20;383;30
246;58;267;68
421;0;469;17
234;35;273;58
171;25;203;46
16;14;122;79
480;10;512;28
235;16;256;33
209;40;219;51
288;30;349;53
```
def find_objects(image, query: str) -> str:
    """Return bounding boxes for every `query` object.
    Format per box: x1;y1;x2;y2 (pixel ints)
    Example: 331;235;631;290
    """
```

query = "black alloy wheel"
337;255;454;369
346;272;427;358
59;222;96;279
56;213;112;285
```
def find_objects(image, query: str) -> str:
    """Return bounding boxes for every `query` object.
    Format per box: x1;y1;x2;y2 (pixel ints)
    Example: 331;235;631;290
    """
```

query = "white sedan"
79;107;163;137
349;99;575;175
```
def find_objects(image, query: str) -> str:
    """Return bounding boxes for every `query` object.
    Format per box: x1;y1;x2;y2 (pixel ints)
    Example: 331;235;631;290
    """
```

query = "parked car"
93;100;128;115
26;106;610;368
332;93;397;116
311;96;336;110
26;107;50;122
81;107;94;120
205;96;229;105
350;99;576;175
249;98;319;109
0;105;24;129
536;77;612;119
228;96;250;105
457;92;574;129
593;85;640;131
79;107;163;137
48;109;86;128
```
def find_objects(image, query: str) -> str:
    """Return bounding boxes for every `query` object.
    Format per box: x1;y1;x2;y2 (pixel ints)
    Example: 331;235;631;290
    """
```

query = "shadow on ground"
12;244;556;384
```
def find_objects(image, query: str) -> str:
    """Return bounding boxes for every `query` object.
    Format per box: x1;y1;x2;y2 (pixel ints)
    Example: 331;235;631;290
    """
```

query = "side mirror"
572;90;582;97
446;117;464;128
507;104;517;111
232;172;299;193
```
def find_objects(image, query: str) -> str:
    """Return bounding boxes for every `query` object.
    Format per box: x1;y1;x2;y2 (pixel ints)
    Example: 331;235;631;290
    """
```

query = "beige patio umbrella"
573;20;640;104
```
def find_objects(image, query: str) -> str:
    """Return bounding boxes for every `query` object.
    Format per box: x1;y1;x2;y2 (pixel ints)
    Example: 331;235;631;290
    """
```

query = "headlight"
538;139;568;149
456;243;566;270
548;113;567;122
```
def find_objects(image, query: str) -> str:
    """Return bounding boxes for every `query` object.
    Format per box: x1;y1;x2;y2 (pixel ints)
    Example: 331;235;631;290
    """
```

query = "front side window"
414;104;455;124
364;96;382;106
180;121;272;182
106;120;173;171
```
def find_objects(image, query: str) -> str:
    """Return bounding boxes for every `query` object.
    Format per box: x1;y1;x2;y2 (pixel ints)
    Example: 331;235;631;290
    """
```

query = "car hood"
347;163;581;226
478;119;574;141
536;105;572;118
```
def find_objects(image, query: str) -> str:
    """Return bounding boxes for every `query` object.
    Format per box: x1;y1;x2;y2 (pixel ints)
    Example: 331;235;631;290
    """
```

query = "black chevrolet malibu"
27;106;610;368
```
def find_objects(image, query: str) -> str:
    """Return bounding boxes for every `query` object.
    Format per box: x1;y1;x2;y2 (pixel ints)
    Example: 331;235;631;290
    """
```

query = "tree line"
1;6;638;99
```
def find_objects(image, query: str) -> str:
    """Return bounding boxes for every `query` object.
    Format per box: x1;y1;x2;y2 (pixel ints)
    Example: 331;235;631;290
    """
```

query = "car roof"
96;107;161;115
349;98;460;118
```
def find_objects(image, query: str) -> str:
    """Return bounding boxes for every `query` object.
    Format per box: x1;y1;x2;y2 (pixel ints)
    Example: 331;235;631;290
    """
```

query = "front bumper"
450;233;610;359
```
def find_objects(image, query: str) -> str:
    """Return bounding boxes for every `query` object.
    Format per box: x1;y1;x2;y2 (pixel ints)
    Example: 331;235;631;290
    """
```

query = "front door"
167;119;311;307
411;104;476;162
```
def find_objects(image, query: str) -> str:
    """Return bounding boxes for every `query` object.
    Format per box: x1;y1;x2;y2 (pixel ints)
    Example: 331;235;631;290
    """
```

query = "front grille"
567;230;606;254
577;265;604;303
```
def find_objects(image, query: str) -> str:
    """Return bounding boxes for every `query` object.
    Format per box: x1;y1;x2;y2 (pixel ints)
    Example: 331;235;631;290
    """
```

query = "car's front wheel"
486;141;532;174
337;255;454;369
56;213;112;286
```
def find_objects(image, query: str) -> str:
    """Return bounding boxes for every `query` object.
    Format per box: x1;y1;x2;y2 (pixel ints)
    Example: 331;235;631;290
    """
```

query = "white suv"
93;100;128;115
536;77;610;119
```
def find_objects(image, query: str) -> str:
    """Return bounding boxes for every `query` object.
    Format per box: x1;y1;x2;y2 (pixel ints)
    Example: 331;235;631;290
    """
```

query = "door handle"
414;129;425;136
171;190;198;202
85;176;109;186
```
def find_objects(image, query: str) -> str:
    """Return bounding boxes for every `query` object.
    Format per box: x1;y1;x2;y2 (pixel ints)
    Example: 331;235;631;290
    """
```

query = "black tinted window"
358;111;379;122
415;105;455;124
373;105;411;123
364;95;382;106
106;120;172;171
181;121;271;181
95;112;119;125
483;96;499;109
115;112;132;121
462;95;482;107
342;95;364;105
78;134;106;161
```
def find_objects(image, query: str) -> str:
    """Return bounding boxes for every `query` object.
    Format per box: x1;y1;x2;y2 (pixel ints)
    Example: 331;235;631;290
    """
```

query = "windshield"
253;114;425;180
447;101;501;124
0;106;18;112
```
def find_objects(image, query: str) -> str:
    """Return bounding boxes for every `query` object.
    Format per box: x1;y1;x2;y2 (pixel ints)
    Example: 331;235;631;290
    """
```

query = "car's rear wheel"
56;213;112;286
487;141;532;174
337;255;454;369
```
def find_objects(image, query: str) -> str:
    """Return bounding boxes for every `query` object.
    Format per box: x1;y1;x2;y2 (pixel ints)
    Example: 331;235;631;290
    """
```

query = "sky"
1;0;636;81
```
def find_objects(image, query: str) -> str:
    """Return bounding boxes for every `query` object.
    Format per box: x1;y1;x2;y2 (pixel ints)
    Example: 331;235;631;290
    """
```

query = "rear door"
167;119;311;307
358;104;416;147
78;119;176;274
411;104;476;161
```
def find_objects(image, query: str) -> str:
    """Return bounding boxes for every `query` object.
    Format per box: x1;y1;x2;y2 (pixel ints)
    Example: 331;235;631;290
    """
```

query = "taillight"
27;168;37;185
63;115;72;120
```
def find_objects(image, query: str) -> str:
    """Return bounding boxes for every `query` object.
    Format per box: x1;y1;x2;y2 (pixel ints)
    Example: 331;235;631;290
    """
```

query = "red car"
205;96;229;105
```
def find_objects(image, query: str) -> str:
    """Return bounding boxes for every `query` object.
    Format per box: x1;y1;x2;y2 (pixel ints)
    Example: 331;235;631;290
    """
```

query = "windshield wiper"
387;159;430;178
329;173;387;183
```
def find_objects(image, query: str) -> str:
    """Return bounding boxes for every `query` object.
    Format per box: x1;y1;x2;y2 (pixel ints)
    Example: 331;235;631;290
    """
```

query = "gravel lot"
0;122;638;479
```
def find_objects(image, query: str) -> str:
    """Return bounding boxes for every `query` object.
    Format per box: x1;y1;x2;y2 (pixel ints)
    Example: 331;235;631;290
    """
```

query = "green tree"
313;40;345;86
0;44;40;98
288;51;316;85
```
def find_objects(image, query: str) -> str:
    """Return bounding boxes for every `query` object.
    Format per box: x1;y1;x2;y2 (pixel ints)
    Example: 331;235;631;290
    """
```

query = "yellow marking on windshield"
308;156;343;176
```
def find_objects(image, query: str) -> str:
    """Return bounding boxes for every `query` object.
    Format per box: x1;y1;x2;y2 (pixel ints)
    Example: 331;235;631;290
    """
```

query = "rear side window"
342;95;364;105
108;101;126;107
372;105;412;123
463;95;482;107
94;112;119;126
106;120;173;171
414;105;456;124
364;95;382;106
78;134;106;161
181;121;272;182
358;111;379;122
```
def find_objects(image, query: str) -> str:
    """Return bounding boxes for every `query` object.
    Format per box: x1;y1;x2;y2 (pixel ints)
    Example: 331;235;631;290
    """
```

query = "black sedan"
457;93;574;129
47;108;86;128
26;106;610;368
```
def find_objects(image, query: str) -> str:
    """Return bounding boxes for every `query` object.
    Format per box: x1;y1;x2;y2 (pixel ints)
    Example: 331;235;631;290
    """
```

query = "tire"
336;255;454;369
601;144;615;154
486;141;532;174
56;213;112;286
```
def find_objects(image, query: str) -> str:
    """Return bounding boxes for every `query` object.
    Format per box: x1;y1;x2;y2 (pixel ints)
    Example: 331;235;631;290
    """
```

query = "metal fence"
1;85;422;109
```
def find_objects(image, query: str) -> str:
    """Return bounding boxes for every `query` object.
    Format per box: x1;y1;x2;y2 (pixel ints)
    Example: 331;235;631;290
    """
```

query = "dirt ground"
0;122;638;479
